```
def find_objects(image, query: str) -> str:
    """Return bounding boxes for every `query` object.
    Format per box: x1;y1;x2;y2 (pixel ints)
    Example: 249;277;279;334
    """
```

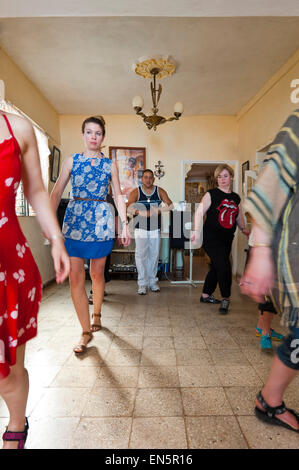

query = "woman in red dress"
0;112;69;449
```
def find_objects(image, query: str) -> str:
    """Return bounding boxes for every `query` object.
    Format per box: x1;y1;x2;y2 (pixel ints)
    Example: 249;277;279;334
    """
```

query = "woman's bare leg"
257;310;273;335
90;257;106;328
0;344;28;449
69;257;91;347
256;355;298;430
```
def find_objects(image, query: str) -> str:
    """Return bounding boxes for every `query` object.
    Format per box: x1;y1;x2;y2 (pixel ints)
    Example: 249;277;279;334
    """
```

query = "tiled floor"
1;278;299;449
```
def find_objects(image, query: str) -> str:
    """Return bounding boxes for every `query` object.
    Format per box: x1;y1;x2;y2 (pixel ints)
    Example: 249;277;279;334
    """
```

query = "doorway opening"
182;160;239;282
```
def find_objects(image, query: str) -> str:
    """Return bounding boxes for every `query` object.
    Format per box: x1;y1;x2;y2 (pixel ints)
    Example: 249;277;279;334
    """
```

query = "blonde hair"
214;164;234;180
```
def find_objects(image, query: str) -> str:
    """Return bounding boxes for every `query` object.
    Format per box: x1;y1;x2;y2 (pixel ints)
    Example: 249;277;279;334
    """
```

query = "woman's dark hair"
82;115;106;136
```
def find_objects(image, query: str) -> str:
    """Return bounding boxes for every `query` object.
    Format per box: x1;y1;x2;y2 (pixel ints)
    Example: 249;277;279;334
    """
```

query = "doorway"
182;160;239;281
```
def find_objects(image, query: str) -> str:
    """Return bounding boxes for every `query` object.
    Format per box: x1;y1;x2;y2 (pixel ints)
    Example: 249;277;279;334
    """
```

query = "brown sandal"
73;331;93;354
91;313;102;332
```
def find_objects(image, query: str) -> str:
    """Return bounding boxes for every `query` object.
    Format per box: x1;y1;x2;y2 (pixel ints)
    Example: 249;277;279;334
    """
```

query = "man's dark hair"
142;169;154;177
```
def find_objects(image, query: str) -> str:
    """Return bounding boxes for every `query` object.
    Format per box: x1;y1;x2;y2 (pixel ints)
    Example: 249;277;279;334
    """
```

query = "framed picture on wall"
50;146;61;182
241;160;250;187
109;146;146;201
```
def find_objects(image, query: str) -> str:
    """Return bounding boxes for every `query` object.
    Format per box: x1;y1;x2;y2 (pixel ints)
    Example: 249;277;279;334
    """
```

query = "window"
0;97;50;216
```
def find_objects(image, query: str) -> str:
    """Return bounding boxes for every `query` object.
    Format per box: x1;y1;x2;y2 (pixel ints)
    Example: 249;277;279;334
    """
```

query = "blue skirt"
64;238;114;259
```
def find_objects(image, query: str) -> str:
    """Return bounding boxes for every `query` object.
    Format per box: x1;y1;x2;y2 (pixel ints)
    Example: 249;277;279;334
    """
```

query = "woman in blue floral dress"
51;116;130;353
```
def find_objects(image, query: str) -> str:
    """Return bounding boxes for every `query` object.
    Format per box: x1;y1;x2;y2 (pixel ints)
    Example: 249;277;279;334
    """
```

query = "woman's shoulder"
231;191;241;202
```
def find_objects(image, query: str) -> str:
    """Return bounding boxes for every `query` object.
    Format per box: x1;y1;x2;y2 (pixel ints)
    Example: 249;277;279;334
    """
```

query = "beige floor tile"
25;347;72;366
71;418;131;449
182;387;234;416
145;318;170;327
26;417;80;449
134;388;183;417
141;349;177;366
138;367;180;388
242;347;275;366
143;326;173;337
27;387;49;415
201;331;239;349
110;335;143;350
174;336;207;350
31;388;89;417
215;365;263;387
178;365;221;387
238;416;299;449
13;279;299;449
186;416;248;449
209;349;251;366
104;349;141;366
224;386;261;415
64;346;107;368
83;388;136;417
172;328;202;338
27;365;61;388
143;337;174;349
130;417;187;449
49;366;99;388
92;366;139;388
176;350;213;366
115;326;145;336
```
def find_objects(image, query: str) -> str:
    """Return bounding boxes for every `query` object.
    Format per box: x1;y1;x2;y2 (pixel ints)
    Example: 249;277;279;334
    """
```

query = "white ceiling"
0;14;299;116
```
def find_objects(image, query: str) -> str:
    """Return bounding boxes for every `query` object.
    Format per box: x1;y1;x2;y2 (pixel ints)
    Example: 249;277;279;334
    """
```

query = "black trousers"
202;239;233;299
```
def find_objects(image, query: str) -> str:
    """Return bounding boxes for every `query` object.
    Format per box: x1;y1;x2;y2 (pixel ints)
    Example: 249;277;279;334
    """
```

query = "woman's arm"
12;114;70;283
190;192;211;245
236;204;250;237
240;222;274;302
110;161;131;246
50;155;73;212
194;192;211;231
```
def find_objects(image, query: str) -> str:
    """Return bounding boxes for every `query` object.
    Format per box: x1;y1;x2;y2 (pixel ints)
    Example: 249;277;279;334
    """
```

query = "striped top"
244;109;299;327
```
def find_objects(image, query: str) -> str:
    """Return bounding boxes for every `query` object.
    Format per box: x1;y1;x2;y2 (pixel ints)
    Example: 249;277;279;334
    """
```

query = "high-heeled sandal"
91;313;101;332
73;331;93;354
2;417;29;449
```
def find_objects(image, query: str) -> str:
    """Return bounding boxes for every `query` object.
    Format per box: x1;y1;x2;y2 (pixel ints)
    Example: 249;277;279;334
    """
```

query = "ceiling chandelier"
132;57;184;131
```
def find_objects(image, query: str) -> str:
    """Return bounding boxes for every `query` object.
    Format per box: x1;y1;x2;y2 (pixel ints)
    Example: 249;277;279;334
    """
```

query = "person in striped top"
241;109;299;433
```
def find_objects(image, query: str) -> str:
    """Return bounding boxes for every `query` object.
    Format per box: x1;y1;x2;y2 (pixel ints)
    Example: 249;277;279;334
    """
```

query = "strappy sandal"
2;417;29;449
91;313;102;332
255;391;299;433
73;331;93;354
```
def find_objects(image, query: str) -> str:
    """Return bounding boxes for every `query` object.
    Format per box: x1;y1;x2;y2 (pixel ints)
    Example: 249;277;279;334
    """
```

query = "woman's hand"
120;224;131;247
190;229;202;249
50;238;70;283
240;246;274;302
242;228;250;237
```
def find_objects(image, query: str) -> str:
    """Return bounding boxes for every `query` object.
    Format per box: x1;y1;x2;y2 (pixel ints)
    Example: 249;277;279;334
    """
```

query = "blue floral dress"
62;153;115;258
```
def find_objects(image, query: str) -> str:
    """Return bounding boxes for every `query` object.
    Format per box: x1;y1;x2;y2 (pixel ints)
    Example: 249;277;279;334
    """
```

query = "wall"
236;49;299;275
0;48;61;283
59;114;238;202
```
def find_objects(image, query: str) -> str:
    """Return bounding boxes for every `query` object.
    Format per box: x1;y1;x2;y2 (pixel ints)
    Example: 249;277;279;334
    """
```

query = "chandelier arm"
135;108;147;119
165;116;179;122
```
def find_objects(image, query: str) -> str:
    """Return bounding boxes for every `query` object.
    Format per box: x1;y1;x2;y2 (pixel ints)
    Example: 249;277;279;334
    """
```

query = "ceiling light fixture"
132;57;183;131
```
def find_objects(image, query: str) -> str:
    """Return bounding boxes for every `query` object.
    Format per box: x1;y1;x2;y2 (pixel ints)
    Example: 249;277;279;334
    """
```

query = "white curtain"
0;98;51;214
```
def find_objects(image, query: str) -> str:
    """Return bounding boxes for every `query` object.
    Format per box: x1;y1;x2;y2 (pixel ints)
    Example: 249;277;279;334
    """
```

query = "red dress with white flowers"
0;113;42;379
